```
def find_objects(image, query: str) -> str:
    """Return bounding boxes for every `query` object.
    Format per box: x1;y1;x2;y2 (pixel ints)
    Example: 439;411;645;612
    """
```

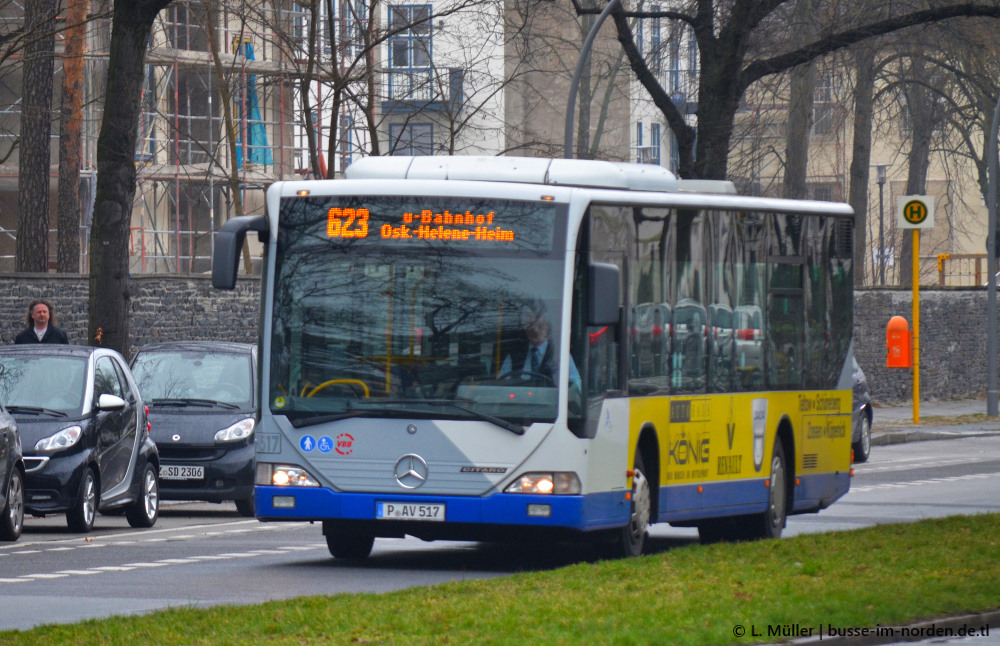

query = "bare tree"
782;0;819;200
57;0;90;274
88;0;173;353
580;0;1000;180
16;0;58;272
847;43;877;286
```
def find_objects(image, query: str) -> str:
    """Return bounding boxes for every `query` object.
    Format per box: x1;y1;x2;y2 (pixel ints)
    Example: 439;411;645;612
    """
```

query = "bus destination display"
327;207;516;243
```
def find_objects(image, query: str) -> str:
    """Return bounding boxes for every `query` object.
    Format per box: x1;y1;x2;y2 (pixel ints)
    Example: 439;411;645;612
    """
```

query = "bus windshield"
269;195;569;428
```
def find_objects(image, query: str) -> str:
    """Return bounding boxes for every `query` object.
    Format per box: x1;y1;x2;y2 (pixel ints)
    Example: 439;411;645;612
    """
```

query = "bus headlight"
504;472;581;495
256;462;320;487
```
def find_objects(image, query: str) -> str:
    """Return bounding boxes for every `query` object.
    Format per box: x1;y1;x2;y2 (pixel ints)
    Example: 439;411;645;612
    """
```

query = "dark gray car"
0;402;23;541
0;345;159;532
130;341;257;516
852;357;873;463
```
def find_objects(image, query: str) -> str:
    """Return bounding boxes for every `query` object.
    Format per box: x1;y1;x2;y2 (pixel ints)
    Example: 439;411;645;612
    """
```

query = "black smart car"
0;345;159;532
130;341;256;516
0;401;24;541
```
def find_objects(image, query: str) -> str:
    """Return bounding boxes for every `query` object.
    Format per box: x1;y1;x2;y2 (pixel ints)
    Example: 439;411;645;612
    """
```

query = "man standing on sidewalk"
14;299;69;344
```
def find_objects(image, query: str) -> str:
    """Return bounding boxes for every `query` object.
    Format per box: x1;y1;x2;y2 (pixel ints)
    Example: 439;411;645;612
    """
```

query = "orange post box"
886;315;911;368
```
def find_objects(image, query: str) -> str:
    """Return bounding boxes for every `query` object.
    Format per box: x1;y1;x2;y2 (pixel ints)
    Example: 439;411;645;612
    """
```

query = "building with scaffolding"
0;0;629;275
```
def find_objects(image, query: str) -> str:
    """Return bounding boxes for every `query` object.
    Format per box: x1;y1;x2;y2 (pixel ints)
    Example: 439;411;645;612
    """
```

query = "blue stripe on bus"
657;479;768;522
793;471;852;512
255;486;631;531
656;471;851;522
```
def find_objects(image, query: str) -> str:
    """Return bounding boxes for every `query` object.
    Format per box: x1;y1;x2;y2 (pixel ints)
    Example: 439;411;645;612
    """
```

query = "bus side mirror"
212;215;269;289
588;262;620;326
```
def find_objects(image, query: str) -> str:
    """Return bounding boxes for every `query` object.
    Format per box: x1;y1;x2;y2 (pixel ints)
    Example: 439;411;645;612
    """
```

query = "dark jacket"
14;325;69;344
493;337;556;379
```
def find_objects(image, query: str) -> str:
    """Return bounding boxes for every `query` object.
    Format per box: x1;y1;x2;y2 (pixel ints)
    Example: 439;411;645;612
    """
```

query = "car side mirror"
97;394;126;411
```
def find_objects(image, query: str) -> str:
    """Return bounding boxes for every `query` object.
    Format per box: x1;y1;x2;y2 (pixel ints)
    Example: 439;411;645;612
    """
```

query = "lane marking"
851;472;997;492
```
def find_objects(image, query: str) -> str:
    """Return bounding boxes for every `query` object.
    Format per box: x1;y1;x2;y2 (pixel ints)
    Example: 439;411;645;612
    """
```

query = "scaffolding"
0;0;368;274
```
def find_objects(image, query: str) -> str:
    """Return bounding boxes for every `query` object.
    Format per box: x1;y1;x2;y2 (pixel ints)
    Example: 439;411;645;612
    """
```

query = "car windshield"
131;350;253;408
269;194;568;427
0;355;88;415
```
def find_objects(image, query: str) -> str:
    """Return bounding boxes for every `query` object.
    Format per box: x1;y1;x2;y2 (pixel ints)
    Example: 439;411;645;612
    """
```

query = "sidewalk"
871;397;1000;445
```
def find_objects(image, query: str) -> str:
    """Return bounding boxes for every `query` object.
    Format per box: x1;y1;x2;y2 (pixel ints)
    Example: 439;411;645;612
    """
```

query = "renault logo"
393;454;428;489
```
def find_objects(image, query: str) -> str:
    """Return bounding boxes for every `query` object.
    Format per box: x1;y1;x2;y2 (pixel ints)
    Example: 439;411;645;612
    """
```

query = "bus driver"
497;305;581;389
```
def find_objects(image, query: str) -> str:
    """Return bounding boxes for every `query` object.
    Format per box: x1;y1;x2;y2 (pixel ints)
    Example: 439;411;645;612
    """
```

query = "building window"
669;37;680;92
343;0;369;59
390;123;433;155
388;5;432;101
669;131;680;172
650;4;661;73
812;72;838;136
635;122;643;162
687;33;698;81
651;123;661;165
340;114;355;167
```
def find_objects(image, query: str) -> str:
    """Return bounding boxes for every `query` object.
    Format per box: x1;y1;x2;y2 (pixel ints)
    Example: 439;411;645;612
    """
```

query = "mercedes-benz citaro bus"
212;156;855;560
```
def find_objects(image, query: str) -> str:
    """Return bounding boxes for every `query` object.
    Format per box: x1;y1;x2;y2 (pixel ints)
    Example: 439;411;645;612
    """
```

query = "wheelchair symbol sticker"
318;436;334;453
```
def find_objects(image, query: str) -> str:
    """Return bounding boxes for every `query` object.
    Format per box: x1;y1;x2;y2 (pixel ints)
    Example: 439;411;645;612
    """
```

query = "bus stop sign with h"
891;195;934;424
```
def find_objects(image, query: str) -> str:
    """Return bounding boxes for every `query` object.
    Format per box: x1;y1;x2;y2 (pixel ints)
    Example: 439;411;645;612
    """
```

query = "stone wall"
0;275;990;404
0;274;260;355
853;288;990;404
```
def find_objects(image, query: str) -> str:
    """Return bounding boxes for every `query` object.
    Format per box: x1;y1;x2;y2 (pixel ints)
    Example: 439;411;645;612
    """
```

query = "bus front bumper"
254;485;629;534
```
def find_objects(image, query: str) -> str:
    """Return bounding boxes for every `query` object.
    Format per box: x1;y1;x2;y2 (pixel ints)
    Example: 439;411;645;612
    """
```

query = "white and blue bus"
213;156;855;559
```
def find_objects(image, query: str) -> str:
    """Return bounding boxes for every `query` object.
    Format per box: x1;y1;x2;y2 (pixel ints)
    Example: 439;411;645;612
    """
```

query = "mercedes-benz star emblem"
393;454;429;489
172;434;181;442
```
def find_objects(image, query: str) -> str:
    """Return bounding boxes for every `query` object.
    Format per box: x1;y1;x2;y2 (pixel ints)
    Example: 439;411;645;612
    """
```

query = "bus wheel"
609;450;650;558
326;533;375;560
746;441;788;540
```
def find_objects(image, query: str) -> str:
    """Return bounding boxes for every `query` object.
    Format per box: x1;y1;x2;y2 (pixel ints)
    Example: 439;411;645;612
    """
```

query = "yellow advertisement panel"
630;391;852;487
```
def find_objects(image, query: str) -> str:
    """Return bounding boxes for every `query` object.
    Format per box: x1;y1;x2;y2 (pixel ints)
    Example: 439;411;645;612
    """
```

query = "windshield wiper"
288;410;370;429
286;400;527;435
149;398;239;409
7;405;68;418
371;399;526;436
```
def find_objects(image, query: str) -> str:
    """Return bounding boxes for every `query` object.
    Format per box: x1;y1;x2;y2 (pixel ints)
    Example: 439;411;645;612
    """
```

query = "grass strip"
3;513;999;646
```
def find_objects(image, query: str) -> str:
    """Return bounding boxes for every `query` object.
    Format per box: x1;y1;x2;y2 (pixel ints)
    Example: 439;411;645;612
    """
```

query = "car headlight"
35;425;83;453
256;462;320;487
215;418;255;443
504;472;581;495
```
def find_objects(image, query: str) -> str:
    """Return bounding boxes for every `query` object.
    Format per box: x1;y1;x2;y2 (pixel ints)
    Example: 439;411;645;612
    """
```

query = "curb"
774;609;999;646
871;430;999;446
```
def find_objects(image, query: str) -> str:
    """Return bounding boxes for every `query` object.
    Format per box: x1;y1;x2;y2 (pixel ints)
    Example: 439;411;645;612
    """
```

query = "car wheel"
605;449;650;558
235;493;255;517
126;463;159;528
325;532;375;560
67;467;98;533
0;468;24;541
853;411;872;463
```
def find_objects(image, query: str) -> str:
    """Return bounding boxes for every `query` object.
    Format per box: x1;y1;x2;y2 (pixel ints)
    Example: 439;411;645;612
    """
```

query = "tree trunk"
848;45;875;287
88;0;173;352
17;0;58;272
899;57;935;288
783;0;819;200
57;0;90;274
783;62;816;199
